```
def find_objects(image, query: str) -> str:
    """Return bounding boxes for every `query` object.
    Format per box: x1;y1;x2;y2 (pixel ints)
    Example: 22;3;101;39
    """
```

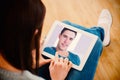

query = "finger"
67;61;72;70
59;57;64;63
64;58;69;65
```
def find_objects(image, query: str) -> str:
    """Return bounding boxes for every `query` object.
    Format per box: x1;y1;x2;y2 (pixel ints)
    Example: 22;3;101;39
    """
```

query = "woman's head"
0;0;46;73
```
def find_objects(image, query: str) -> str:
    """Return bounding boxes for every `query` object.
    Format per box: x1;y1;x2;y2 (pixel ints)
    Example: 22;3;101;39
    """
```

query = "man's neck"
56;50;69;57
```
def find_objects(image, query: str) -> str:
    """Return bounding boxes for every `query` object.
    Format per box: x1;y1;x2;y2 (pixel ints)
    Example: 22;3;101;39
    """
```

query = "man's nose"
64;38;70;43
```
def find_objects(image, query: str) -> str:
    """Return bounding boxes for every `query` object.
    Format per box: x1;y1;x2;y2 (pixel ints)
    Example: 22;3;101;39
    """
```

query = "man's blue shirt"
44;47;80;66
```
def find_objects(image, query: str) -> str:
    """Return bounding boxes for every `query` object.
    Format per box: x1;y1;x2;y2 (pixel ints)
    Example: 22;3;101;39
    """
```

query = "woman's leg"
65;39;102;80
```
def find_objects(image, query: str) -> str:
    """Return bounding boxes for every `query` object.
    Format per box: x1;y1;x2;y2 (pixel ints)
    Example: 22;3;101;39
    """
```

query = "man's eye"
63;35;67;38
70;38;73;41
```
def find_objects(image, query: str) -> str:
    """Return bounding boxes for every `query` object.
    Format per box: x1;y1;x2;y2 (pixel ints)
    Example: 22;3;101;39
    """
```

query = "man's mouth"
61;43;68;47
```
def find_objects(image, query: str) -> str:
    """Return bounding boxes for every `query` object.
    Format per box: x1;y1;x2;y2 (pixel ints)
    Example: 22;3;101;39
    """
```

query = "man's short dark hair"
60;28;77;37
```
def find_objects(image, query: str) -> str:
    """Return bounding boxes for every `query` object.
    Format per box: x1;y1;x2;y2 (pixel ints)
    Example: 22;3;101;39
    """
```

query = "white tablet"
42;20;98;71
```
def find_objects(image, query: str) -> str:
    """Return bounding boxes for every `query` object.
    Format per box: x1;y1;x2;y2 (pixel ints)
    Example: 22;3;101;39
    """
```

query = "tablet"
42;20;98;71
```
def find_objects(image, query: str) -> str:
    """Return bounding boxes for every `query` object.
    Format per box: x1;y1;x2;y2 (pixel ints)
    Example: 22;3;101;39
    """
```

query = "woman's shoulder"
0;68;45;80
23;70;45;80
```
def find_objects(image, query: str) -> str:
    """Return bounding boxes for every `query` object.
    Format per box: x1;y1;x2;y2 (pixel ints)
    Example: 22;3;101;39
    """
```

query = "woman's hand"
39;54;51;67
49;52;72;80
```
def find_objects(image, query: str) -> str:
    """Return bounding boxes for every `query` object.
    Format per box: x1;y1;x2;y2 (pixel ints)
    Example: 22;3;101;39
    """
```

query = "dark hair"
0;0;46;74
60;28;77;37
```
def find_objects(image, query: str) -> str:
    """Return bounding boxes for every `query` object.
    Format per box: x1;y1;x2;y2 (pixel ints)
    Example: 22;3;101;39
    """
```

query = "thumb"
44;59;52;63
40;58;51;67
54;52;59;60
49;60;54;69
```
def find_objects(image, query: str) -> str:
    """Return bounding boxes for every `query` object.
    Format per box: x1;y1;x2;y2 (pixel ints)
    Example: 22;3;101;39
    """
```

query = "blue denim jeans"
39;20;104;80
62;20;104;80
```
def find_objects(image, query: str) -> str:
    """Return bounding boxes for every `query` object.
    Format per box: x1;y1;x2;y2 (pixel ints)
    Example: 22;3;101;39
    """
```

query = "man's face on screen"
57;30;76;51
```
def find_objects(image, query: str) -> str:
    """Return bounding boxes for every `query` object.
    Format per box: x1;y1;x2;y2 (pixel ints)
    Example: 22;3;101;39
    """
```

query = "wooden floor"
41;0;120;80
